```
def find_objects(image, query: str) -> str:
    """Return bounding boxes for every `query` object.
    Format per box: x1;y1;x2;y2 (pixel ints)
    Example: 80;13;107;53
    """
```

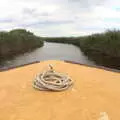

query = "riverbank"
0;29;44;60
0;60;120;120
1;29;120;70
45;30;120;70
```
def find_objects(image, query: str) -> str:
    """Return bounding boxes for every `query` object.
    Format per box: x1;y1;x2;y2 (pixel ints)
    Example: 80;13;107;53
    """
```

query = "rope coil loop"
33;64;73;91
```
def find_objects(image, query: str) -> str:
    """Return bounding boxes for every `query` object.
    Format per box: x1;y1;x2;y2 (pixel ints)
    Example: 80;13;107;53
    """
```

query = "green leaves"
0;29;44;58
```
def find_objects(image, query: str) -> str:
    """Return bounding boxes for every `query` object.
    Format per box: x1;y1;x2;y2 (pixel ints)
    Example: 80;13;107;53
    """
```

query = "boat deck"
0;60;120;120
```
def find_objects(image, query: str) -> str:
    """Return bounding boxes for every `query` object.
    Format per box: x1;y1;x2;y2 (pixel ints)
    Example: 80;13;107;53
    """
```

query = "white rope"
33;64;73;91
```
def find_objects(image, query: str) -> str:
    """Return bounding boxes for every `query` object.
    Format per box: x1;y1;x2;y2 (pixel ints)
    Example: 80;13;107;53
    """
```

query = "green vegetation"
0;29;44;59
44;37;80;46
0;28;120;69
45;30;120;57
79;30;120;57
45;30;120;69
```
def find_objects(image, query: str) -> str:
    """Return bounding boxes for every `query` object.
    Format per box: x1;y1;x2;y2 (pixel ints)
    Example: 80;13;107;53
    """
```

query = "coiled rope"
33;65;73;91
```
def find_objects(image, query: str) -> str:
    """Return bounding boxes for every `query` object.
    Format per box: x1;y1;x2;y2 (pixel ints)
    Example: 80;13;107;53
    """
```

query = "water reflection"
0;42;95;69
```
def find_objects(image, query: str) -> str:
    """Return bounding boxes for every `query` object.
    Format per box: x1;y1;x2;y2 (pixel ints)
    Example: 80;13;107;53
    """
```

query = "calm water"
0;42;95;69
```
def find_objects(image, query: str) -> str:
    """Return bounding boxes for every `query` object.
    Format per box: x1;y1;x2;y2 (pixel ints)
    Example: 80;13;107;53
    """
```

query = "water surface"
0;42;95;69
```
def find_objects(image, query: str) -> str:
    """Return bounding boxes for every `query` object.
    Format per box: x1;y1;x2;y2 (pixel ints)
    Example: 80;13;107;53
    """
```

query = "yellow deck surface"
0;60;120;120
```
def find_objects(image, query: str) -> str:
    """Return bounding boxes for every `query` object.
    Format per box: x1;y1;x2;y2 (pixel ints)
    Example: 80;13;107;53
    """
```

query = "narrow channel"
0;42;95;69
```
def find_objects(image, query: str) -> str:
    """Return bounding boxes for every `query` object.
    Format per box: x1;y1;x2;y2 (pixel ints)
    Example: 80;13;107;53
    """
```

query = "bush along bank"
0;29;44;60
79;30;120;69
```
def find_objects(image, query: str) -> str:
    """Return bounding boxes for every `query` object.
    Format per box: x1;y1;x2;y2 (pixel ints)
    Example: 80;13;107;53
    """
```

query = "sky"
0;0;120;37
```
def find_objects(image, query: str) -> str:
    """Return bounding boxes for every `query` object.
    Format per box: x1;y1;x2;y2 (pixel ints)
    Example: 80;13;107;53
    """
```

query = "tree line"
0;29;44;59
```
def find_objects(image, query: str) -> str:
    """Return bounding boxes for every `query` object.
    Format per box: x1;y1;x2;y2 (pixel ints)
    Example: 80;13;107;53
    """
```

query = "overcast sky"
0;0;120;37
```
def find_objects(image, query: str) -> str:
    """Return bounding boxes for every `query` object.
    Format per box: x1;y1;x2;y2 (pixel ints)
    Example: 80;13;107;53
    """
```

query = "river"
0;42;95;69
